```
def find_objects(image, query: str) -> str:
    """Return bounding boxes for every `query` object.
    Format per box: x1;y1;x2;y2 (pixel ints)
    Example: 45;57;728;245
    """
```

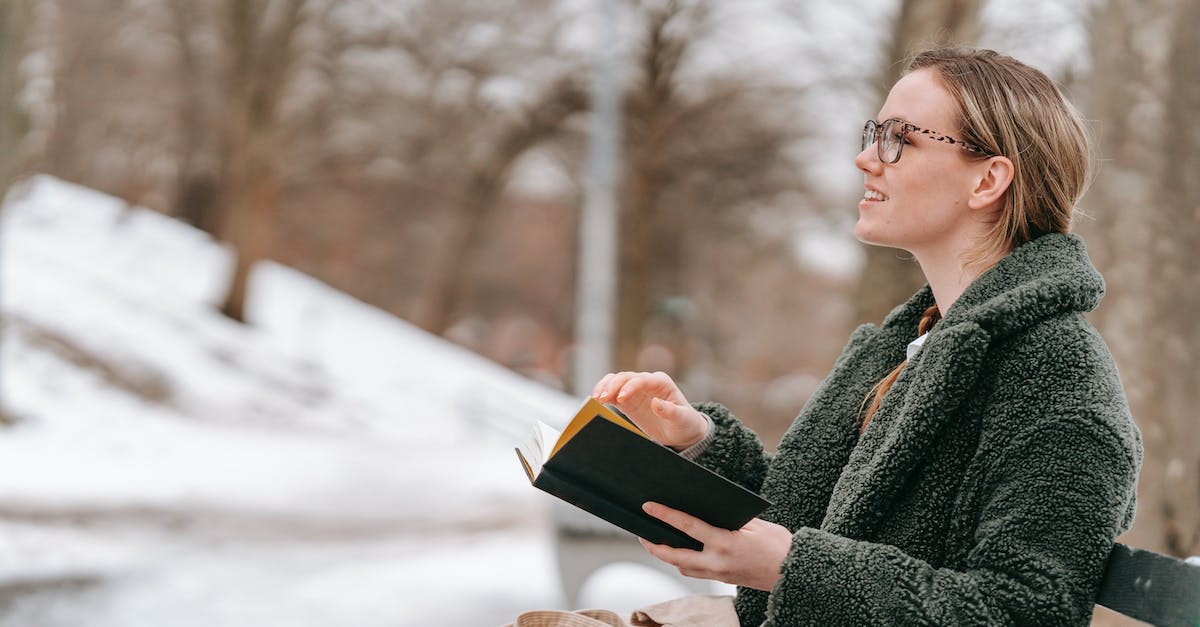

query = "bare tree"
39;0;172;202
214;0;307;322
850;0;982;325
0;0;28;198
1150;0;1200;559
167;0;220;232
1083;0;1200;560
0;0;30;426
611;0;817;375
306;0;588;334
613;0;695;373
415;75;588;334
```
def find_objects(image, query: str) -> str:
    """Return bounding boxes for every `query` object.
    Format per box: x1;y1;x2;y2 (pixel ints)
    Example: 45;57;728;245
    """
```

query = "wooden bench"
555;524;1200;624
1097;543;1200;627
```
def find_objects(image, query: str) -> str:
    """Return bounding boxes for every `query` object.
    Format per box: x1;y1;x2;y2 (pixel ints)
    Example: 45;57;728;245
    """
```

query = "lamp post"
571;0;621;396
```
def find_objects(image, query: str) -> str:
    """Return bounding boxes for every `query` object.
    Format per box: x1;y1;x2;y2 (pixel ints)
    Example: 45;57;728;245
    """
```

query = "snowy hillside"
0;176;699;626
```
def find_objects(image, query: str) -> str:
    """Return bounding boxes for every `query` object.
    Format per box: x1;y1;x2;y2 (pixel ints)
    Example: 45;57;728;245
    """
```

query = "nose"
855;143;882;174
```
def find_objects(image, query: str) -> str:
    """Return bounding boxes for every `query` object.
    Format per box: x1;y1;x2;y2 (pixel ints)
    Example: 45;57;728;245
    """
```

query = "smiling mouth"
862;189;888;201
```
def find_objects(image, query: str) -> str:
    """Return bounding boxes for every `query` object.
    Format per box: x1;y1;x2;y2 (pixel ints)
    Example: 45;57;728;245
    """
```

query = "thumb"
652;397;706;449
652;396;686;422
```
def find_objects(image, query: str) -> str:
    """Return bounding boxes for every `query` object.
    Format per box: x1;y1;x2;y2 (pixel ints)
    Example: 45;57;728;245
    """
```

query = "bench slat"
1096;543;1200;627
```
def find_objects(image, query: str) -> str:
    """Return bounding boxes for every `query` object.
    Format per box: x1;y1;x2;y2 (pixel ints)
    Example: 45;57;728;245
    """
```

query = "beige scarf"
503;595;737;627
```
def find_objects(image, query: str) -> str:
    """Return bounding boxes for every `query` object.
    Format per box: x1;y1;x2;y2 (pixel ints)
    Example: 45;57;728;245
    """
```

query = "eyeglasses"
861;118;993;164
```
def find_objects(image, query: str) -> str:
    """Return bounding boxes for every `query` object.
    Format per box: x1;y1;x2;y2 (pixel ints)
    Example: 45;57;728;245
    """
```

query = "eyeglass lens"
861;120;904;164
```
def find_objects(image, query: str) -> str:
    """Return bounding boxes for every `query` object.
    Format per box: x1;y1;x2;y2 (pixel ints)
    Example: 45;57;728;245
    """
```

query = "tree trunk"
215;0;305;323
0;0;27;198
851;0;982;325
612;0;688;371
168;0;220;233
415;77;587;335
0;0;28;425
219;160;279;321
1145;0;1200;557
1083;0;1200;559
615;138;666;371
414;172;503;334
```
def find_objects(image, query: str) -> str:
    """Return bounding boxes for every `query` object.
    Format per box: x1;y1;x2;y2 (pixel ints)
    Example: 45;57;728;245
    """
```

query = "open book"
515;397;770;550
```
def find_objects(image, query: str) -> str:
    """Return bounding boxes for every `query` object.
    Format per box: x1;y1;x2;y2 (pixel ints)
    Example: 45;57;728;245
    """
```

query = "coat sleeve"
687;401;772;495
764;413;1140;626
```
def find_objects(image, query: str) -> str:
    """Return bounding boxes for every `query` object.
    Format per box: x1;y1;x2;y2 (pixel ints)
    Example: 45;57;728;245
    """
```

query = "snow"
0;175;717;626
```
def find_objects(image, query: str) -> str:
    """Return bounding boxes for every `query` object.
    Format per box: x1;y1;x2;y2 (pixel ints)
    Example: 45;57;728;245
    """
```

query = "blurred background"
0;0;1195;625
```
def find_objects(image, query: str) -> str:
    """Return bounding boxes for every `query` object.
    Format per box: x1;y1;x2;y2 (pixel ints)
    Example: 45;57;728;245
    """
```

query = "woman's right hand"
591;371;709;450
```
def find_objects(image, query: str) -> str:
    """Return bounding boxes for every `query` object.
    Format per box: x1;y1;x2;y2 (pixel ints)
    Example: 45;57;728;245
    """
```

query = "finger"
605;372;644;403
677;567;711;580
639;538;706;571
614;373;653;404
651;397;687;424
642;501;718;544
648;371;676;392
591;373;614;399
618;372;679;406
596;372;633;402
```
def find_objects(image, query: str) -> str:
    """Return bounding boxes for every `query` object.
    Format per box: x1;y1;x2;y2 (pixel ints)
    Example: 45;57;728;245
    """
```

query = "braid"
860;305;942;433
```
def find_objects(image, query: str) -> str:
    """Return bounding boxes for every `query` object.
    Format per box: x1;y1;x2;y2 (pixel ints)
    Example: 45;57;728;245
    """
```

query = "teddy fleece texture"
692;233;1142;626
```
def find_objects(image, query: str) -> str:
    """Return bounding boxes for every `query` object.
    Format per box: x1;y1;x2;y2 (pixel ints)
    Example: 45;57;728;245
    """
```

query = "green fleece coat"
693;233;1142;626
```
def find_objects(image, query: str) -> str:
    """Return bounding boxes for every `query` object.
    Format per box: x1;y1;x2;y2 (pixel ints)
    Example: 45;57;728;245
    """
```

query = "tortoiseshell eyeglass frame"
861;118;994;164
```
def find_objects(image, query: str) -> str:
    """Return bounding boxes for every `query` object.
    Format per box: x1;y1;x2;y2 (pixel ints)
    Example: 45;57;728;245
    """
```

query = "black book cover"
517;406;770;550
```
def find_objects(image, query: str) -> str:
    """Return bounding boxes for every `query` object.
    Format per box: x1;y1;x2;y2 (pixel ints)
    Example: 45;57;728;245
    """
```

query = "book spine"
534;466;702;551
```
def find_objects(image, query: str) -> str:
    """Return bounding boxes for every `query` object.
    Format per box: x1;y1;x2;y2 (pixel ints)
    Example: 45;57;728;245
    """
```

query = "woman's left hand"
638;502;793;591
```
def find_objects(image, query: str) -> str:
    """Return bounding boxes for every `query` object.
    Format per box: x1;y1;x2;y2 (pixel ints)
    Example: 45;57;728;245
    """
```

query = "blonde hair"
861;305;940;433
908;47;1092;269
862;48;1091;431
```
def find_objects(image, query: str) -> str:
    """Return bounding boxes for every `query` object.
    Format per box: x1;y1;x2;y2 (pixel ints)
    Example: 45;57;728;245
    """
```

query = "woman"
589;47;1141;626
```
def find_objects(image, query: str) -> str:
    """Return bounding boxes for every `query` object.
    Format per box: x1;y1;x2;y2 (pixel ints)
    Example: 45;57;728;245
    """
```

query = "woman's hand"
591;371;708;449
638;502;793;591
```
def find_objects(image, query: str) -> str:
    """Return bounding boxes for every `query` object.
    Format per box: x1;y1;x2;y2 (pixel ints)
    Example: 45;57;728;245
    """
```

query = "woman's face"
853;69;987;259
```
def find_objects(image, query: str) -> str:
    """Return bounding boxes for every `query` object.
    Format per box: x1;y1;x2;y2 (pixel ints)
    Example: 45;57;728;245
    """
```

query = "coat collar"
941;232;1105;338
873;233;1104;341
820;233;1105;538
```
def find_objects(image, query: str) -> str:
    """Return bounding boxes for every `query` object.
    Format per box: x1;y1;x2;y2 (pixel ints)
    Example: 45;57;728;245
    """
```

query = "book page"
516;420;563;479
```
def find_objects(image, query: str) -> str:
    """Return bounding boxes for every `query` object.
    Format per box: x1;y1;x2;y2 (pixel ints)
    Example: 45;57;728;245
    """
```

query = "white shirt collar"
906;332;929;361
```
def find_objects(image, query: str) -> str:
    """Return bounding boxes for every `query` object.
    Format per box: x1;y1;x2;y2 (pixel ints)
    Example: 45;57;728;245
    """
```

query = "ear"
967;156;1015;211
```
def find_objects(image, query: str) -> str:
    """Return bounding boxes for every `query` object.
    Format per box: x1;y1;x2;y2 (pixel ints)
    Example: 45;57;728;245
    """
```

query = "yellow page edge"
550;397;649;458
